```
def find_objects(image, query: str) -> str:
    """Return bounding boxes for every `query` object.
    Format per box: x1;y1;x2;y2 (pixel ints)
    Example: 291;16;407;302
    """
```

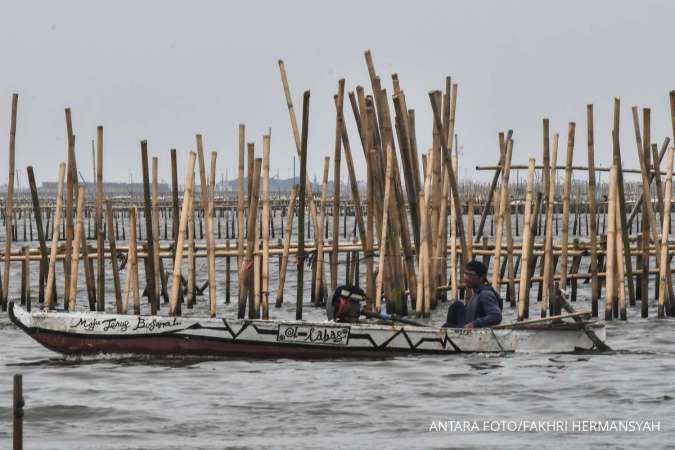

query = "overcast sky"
1;0;674;187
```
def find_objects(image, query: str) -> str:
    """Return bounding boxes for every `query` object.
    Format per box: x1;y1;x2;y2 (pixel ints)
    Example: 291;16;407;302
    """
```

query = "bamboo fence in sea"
1;50;675;321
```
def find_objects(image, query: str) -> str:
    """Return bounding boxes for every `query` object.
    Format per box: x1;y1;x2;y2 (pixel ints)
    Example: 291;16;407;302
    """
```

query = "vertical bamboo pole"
23;247;30;311
106;199;123;313
560;123;575;296
262;136;271;319
68;186;85;311
128;207;141;315
208;151;217;317
658;148;674;318
187;172;196;309
96;127;105;311
169;152;197;316
492;137;513;291
606;166;618;321
466;199;474;261
13;373;22;450
151;157;161;303
296;91;310;320
237;125;246;310
587;105;599;316
140;140;157;314
450;154;459;301
2;94;17;309
314;156;330;306
331;81;344;292
63;109;75;306
44;163;66;309
517;159;536;321
375;143;394;311
614;184;626;320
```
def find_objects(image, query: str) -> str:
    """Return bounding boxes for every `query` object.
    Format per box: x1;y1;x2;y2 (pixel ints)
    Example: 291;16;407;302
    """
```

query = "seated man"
326;285;367;323
443;261;503;328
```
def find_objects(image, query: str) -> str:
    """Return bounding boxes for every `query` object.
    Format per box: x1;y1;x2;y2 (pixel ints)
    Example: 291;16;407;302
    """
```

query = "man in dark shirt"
443;261;503;328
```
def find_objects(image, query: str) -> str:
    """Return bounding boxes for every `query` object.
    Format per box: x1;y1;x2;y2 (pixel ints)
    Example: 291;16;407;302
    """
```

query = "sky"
0;0;674;187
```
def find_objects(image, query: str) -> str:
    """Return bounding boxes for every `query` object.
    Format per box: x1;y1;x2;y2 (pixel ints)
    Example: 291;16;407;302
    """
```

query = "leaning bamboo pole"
375;143;394;311
169;152;197;316
275;186;298;307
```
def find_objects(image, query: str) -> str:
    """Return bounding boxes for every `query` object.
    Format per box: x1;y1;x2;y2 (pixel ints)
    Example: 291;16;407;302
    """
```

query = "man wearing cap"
443;261;503;328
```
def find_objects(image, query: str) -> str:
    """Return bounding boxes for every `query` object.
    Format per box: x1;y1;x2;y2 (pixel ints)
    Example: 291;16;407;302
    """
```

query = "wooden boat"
8;302;606;358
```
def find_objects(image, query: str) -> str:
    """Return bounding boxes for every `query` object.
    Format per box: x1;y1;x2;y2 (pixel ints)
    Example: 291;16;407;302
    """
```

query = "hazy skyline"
1;0;674;187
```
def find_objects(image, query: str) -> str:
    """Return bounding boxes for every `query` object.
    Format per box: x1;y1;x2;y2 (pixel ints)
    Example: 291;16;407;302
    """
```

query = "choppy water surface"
1;295;673;449
0;213;673;449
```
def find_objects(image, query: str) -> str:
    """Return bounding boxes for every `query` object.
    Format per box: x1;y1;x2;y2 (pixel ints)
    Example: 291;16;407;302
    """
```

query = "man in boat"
442;261;503;329
326;285;367;323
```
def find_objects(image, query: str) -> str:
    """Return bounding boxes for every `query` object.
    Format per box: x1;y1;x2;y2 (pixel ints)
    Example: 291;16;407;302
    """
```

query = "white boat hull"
8;302;606;358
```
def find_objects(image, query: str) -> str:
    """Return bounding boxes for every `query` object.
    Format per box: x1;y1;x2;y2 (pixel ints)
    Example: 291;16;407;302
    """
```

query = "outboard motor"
326;285;366;322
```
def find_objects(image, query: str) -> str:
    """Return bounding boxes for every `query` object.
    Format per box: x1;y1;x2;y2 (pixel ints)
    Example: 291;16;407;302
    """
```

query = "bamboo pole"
2;94;17;309
658;147;674;318
314;156;330;306
429;91;468;272
96;127;105;311
68;186;85;311
606;165;618;320
237;124;246;307
208;151;217;317
26;167;49;304
632;106;674;303
140;140;157;314
450;154;459;301
44;162;66;309
467;199;474;261
63;109;75;306
492;137;513;291
331;81;344;292
375;143;394;311
187;171;196;309
151;157;161;302
262;136;271;319
106;199;123;313
296;90;310;320
614;182;626;320
128;207;141;315
587;105;599;316
560;123;575;294
275;186;298;307
169;152;197;316
277;60;321;238
517;159;535;321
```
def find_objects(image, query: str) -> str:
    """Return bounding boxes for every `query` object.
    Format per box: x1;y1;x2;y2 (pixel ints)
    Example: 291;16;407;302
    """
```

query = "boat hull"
8;302;606;358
